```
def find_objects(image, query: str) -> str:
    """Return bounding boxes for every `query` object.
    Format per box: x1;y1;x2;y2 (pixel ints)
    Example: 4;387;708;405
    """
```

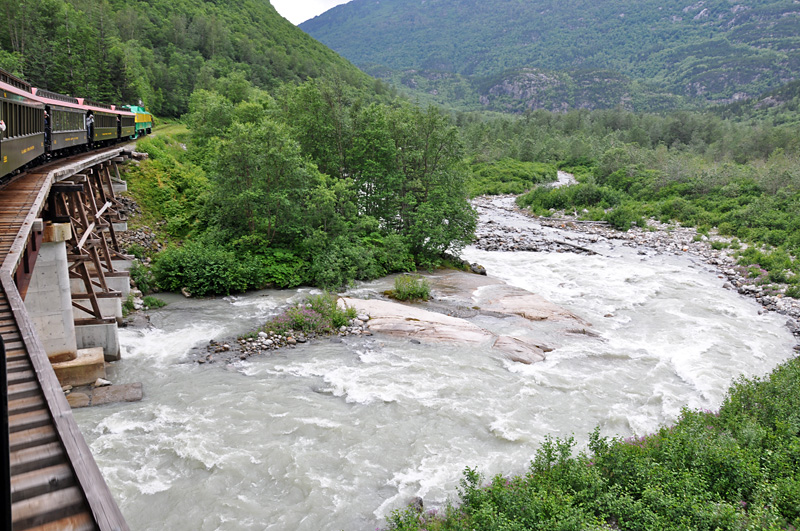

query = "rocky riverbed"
473;195;800;343
124;188;800;363
188;267;593;366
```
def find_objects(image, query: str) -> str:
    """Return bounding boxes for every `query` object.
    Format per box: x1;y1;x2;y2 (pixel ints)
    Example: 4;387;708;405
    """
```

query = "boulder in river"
493;336;546;364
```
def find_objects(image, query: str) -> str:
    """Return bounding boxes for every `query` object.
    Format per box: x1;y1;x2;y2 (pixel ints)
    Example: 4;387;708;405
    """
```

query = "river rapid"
74;197;796;530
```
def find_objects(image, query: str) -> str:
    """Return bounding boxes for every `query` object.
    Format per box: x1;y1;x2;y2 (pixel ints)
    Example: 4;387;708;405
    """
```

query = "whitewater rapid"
74;201;796;530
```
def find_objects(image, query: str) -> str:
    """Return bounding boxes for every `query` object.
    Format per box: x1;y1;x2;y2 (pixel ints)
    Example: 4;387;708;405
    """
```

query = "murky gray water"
74;200;796;530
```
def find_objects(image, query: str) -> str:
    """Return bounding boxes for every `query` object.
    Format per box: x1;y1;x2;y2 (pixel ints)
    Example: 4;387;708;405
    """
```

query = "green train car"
120;105;153;138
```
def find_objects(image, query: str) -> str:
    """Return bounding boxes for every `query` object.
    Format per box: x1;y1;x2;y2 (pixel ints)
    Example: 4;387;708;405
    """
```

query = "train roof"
0;68;137;116
73;98;135;116
0;68;32;92
30;87;87;111
1;79;45;108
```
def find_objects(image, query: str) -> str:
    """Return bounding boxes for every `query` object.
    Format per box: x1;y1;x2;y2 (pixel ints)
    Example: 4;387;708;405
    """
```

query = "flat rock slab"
475;285;591;326
341;298;550;365
66;383;143;409
423;270;590;326
341;298;493;344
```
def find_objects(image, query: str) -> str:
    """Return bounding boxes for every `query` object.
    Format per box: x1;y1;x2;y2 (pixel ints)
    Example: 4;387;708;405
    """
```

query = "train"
0;67;153;181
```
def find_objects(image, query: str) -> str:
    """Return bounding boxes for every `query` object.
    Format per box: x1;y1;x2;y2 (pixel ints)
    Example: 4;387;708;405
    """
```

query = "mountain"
0;0;372;116
301;0;800;112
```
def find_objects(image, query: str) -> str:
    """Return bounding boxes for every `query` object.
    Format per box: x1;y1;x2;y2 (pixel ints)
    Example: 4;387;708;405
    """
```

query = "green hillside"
302;0;800;112
0;0;373;116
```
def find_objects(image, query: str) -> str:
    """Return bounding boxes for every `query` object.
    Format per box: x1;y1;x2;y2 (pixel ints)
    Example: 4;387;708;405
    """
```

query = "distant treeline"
0;0;375;116
460;105;800;292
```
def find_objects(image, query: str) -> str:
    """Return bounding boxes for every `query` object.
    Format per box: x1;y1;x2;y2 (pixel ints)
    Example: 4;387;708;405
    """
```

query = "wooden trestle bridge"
1;147;132;530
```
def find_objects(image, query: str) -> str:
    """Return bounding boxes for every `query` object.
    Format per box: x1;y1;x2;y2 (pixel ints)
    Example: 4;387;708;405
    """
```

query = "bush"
262;292;356;336
125;243;148;259
142;296;167;309
785;285;800;298
129;260;156;295
122;294;135;317
605;203;646;230
152;241;249;296
391;275;431;301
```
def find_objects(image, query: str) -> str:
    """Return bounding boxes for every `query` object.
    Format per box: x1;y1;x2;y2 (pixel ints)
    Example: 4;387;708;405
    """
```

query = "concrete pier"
23;223;78;363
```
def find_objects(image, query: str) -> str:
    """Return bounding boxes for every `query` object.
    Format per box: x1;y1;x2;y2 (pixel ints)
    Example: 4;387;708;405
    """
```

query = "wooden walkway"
1;151;129;530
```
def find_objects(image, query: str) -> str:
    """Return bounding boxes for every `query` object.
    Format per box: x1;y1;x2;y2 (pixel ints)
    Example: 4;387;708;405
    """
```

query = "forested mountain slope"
0;0;372;116
302;0;800;112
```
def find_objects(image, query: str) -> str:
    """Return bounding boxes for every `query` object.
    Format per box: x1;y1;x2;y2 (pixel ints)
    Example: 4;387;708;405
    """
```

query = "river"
74;197;796;530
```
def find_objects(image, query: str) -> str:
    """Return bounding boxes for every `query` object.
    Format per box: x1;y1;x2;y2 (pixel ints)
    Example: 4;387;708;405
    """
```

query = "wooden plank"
11;485;85;529
8;394;45;416
5;351;28;365
0;169;53;278
6;358;32;373
8;381;39;402
4;339;26;351
9;408;51;434
8;368;35;386
11;463;75;502
9;442;64;476
24;511;95;531
9;425;58;453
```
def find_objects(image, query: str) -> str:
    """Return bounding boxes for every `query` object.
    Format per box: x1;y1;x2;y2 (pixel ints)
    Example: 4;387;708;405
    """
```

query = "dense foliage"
125;78;476;294
385;355;800;530
0;0;374;116
303;0;800;112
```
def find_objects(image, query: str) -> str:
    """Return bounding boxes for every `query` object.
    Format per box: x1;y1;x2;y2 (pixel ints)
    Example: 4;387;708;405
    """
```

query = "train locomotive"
0;67;153;181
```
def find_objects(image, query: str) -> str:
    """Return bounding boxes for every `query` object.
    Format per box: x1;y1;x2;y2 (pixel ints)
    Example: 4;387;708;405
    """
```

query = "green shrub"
125;243;148;260
262;292;356;336
152;241;249;296
142;296;167;309
129;260;156;295
391;274;431;301
122;294;135;317
605;203;646;230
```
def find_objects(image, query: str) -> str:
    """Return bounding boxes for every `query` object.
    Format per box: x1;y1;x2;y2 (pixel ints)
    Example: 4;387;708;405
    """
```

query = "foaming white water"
74;244;795;530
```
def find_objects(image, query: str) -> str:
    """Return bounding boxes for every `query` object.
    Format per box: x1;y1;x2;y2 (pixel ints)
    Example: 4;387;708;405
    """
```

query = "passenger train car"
0;67;153;180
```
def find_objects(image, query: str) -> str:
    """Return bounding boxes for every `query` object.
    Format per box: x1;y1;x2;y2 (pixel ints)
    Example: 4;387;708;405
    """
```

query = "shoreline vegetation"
385;354;800;530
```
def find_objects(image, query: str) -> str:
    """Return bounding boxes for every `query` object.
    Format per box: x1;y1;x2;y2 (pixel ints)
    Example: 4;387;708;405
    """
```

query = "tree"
206;119;321;247
386;103;477;256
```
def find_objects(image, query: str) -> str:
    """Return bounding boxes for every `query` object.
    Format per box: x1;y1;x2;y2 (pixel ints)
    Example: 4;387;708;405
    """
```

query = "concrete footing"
75;324;121;361
51;347;106;387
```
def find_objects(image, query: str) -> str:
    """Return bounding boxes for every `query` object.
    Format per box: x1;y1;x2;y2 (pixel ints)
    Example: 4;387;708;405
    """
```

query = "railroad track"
1;151;128;530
